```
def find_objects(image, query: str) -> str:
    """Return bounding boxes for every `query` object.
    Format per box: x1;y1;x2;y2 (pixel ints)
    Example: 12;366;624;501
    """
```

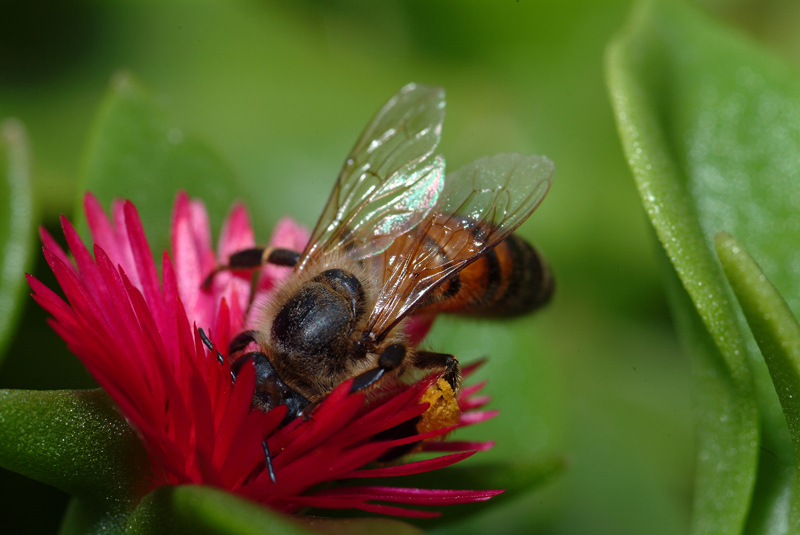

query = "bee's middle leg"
203;247;300;287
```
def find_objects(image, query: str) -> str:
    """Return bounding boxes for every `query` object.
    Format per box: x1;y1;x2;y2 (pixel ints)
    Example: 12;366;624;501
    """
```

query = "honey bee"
203;83;554;426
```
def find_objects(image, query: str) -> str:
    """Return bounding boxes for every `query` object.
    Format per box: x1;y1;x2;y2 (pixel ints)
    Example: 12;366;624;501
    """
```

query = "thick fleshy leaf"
0;120;35;363
606;0;800;532
78;72;249;257
0;388;150;502
655;247;762;535
716;233;800;526
59;496;134;535
125;485;423;535
295;517;423;535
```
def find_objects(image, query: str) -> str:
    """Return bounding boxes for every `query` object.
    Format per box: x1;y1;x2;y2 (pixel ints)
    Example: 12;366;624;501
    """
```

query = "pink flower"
27;192;501;518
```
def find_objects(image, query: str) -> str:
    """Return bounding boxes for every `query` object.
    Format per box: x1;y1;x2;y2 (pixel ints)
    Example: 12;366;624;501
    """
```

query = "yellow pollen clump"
416;378;461;439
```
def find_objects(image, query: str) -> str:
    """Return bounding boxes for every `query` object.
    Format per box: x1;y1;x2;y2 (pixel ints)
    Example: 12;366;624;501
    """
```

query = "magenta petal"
381;425;459;448
160;252;182;362
217;277;250;335
224;405;286;488
315;486;505;505
341;451;476;479
171;192;213;260
39;228;73;272
187;366;217;471
171;200;215;329
351;503;442;518
255;442;389;498
459;395;491;411
459;410;500;426
334;398;430;446
123;201;167;328
269;217;309;252
271;396;365;468
27;273;77;321
218;203;254;260
420;440;496;452
459;380;487;399
87;194;140;288
212;361;256;468
404;315;435;346
84;193;124;271
189;198;212;254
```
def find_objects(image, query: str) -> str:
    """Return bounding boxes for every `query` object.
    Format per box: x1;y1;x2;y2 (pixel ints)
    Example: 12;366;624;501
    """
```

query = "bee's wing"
297;83;447;270
364;153;554;340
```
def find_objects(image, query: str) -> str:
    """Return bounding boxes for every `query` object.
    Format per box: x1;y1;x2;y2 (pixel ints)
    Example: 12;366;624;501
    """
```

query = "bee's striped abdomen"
417;234;553;318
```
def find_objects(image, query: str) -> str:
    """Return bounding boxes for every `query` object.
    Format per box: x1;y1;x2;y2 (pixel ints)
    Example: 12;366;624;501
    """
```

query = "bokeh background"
2;1;799;533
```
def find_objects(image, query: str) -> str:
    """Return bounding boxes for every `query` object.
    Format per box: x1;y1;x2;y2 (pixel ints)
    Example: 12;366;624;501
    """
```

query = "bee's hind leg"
202;247;301;288
411;350;461;392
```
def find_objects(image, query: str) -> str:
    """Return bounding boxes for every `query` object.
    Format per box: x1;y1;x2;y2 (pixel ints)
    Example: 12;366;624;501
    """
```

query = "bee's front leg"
349;343;407;393
203;247;301;288
411;350;461;392
231;352;310;422
198;327;309;421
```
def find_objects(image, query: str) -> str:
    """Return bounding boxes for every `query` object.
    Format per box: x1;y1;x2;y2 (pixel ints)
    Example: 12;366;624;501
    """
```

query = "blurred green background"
2;0;799;533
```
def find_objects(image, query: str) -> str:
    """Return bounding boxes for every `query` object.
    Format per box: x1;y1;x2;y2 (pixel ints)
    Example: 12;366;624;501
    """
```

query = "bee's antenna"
197;328;225;365
262;439;277;483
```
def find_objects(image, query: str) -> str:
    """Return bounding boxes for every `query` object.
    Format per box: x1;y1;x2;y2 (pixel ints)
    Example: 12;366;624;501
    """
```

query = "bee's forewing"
298;83;447;269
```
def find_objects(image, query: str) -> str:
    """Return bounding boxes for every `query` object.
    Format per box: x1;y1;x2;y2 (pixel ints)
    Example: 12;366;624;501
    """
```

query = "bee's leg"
349;344;407;393
298;398;323;421
411;350;461;392
375;351;459;462
231;352;309;424
302;344;406;421
198;327;255;380
197;327;222;364
202;247;301;288
228;329;258;355
262;439;277;484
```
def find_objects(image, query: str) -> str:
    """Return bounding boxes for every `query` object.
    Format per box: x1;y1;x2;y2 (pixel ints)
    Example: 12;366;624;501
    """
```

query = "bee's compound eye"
271;283;353;356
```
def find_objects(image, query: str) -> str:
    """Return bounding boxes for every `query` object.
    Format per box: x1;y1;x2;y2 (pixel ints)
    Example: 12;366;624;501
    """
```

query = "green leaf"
0;389;150;503
295;517;423;535
126;485;423;535
58;496;133;535
607;0;800;532
78;72;251;256
654;243;762;535
0;120;35;364
716;233;800;528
